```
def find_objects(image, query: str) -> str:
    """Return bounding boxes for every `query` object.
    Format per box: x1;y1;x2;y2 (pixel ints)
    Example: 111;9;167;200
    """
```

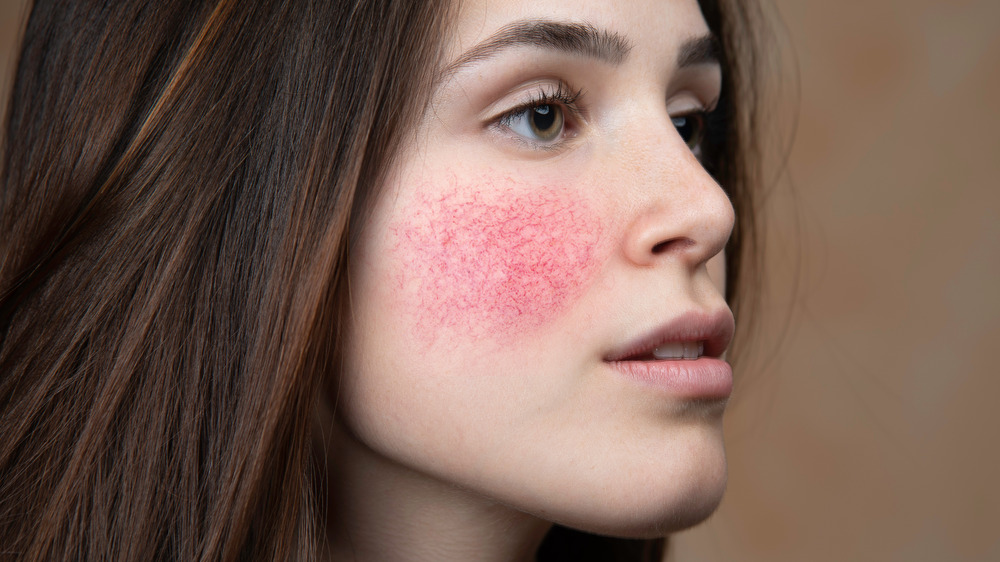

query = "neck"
319;420;551;562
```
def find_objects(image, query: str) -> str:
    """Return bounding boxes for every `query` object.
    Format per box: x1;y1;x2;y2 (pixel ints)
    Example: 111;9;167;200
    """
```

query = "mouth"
602;309;734;363
601;309;735;399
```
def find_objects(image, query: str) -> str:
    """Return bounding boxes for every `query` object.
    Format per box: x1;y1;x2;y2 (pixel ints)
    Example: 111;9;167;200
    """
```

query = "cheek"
391;181;604;345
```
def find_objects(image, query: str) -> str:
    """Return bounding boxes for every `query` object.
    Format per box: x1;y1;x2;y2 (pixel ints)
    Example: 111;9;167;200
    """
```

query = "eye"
671;112;706;151
493;83;581;148
501;103;566;144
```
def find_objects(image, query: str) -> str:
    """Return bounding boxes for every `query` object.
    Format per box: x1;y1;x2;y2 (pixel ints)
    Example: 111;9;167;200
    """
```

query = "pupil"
673;115;702;148
675;117;691;142
532;105;556;132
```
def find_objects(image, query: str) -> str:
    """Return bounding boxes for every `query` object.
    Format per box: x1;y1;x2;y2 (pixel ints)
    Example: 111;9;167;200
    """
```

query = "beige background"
2;1;998;561
672;1;1000;561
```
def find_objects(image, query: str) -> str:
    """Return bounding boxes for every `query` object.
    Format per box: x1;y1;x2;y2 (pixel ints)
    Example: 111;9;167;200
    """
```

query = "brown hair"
0;0;765;560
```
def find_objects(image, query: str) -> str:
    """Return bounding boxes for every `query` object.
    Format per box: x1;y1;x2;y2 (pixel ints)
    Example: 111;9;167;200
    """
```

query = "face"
340;0;735;537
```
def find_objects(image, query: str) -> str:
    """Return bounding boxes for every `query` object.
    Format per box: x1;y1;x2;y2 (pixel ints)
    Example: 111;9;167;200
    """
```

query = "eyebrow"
442;19;720;77
676;35;721;68
443;20;633;76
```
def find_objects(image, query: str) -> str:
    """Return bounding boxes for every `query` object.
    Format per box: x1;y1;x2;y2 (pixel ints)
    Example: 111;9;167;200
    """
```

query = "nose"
620;129;735;270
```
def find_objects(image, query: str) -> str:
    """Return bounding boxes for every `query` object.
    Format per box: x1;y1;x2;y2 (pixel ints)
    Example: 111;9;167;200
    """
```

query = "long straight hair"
0;0;450;559
0;0;765;560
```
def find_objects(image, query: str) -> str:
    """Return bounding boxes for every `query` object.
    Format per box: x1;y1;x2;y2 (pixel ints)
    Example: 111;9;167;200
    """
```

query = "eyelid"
668;62;722;106
667;87;718;116
486;80;585;149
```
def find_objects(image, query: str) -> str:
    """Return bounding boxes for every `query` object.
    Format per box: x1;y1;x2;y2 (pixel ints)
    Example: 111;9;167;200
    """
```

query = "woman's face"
340;0;734;536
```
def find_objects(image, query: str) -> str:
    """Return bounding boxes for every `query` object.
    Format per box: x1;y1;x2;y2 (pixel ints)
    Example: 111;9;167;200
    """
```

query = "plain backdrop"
2;1;998;561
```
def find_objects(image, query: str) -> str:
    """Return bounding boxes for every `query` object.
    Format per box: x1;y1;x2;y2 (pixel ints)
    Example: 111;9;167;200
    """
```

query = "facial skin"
325;0;735;560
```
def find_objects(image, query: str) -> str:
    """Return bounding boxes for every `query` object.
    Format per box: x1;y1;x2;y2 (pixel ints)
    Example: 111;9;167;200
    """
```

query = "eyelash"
493;82;583;148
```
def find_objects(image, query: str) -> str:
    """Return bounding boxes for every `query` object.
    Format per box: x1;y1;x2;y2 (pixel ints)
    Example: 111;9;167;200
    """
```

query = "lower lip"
605;357;733;400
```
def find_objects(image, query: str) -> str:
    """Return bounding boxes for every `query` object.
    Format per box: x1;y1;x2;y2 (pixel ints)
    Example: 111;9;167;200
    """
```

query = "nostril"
651;238;694;255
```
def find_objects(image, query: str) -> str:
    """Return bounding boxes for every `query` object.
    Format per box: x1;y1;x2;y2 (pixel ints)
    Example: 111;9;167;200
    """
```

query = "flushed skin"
330;0;737;559
390;176;604;345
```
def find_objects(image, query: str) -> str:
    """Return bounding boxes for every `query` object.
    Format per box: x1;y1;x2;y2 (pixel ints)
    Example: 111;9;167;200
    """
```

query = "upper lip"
602;308;735;362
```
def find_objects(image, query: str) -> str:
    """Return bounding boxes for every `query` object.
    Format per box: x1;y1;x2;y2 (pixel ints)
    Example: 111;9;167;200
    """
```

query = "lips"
603;308;735;363
602;309;735;399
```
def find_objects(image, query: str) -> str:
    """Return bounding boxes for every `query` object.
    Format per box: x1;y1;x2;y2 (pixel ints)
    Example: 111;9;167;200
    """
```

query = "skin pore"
323;0;734;560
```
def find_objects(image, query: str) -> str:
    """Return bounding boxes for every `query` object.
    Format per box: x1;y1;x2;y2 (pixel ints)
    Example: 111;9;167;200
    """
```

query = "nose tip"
622;150;735;269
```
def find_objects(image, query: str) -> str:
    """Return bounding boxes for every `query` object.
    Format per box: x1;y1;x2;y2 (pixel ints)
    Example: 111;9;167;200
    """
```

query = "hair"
0;0;765;560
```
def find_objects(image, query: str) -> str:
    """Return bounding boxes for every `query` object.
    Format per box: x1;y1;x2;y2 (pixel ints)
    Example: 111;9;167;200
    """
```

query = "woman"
0;0;764;560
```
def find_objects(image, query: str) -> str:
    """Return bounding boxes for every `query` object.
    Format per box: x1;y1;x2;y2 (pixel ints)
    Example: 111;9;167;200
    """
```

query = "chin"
537;440;729;539
593;473;726;538
624;475;728;538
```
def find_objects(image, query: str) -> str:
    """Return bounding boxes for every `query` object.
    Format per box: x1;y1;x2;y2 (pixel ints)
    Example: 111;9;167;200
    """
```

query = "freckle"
391;181;603;346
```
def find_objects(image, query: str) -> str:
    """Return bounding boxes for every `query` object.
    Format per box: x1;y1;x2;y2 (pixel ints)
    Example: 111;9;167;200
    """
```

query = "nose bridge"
619;116;735;269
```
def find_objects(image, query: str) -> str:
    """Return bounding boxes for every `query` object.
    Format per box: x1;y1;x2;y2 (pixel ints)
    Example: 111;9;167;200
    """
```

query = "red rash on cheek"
391;182;603;344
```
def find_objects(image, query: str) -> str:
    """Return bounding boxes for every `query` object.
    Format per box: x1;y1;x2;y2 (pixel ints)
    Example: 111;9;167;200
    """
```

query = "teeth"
652;341;704;360
652;342;683;359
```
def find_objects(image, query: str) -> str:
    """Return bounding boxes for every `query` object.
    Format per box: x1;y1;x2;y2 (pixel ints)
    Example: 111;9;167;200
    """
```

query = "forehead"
446;0;711;63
